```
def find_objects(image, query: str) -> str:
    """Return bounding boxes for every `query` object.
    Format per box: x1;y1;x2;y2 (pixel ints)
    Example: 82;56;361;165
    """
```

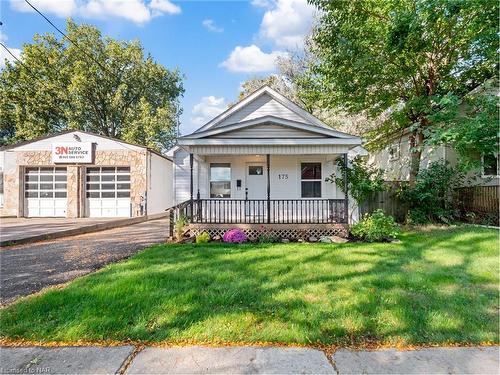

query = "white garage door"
24;167;67;217
85;166;131;217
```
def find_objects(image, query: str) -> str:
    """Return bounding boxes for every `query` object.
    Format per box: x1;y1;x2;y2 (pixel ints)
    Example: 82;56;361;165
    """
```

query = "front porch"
168;151;351;239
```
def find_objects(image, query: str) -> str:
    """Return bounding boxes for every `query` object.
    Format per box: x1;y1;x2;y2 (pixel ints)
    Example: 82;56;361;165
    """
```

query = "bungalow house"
168;86;363;239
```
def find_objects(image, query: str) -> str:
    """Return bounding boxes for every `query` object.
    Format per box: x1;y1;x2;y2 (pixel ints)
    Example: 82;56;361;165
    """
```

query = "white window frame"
209;163;231;199
300;161;322;199
481;153;499;178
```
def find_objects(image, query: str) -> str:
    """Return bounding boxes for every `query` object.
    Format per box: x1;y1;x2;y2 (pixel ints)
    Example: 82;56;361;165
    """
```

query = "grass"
0;226;498;347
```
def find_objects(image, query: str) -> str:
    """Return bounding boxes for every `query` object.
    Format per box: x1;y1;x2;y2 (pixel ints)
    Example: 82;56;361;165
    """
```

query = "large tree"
0;20;184;151
308;0;498;183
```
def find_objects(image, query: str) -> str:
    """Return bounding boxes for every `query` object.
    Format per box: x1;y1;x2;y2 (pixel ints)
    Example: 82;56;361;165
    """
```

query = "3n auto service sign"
52;142;93;163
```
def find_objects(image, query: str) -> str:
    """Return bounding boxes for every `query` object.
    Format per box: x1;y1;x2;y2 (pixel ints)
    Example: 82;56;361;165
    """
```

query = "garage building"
0;130;173;218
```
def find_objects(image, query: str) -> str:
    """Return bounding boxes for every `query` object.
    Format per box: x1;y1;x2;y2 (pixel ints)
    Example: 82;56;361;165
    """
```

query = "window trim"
209;162;231;199
481;153;499;178
300;161;322;198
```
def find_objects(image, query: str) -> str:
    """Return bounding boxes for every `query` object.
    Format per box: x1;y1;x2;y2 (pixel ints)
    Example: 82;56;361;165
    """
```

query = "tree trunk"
408;130;424;186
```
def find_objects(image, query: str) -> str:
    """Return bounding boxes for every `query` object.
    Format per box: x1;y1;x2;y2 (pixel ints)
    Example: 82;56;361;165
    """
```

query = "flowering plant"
222;229;247;243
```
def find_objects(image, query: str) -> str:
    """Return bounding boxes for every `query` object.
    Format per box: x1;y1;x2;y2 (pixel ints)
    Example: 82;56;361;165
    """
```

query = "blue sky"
0;0;316;135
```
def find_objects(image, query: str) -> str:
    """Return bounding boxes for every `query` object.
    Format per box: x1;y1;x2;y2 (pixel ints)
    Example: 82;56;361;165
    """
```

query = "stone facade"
0;149;147;218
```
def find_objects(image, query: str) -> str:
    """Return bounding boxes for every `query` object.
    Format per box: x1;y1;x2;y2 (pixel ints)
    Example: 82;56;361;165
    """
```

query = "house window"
482;153;499;177
389;143;400;161
248;166;263;175
210;163;231;198
301;162;321;198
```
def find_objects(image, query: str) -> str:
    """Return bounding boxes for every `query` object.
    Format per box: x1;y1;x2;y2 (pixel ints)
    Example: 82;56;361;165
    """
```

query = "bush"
223;229;247;243
351;209;400;242
195;231;210;244
174;215;187;239
398;161;465;224
258;233;280;243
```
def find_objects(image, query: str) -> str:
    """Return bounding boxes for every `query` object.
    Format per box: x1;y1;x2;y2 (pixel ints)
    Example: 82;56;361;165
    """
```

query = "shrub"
258;233;280;243
195;231;210;244
398;161;465;224
223;229;247;243
326;156;386;205
351;209;400;242
174;215;187;239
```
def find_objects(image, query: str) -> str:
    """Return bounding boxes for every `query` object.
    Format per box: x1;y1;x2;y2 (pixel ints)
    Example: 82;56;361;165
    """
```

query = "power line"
24;0;119;82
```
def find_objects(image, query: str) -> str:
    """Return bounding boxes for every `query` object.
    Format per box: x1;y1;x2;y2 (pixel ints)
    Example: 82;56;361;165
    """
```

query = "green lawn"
1;226;498;347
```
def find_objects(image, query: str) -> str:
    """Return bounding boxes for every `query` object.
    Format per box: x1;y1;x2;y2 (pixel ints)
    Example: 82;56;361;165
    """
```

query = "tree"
426;81;499;171
0;20;184;151
308;0;498;184
326;156;386;206
236;35;374;136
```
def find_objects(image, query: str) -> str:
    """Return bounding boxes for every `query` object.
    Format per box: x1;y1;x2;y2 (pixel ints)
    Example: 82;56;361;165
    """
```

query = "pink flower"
223;229;247;243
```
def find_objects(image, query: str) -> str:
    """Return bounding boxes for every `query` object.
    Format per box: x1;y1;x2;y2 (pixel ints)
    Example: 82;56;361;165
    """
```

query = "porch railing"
169;198;347;236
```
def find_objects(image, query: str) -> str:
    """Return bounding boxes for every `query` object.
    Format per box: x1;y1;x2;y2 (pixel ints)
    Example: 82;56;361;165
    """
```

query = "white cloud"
251;0;273;8
10;0;181;25
0;31;22;69
202;19;223;33
10;0;77;17
220;44;287;73
149;0;181;15
80;0;152;24
191;96;227;126
0;31;8;43
259;0;316;48
0;46;22;69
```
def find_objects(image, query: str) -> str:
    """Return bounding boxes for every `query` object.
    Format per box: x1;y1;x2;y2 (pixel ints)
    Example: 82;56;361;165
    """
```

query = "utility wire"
24;0;119;82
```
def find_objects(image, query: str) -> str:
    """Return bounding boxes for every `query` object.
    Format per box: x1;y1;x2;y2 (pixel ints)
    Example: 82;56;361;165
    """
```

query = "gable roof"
193;86;338;134
185;86;360;143
183;116;353;140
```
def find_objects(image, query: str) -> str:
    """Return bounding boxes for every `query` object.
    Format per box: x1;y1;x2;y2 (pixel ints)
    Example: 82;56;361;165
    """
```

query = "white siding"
194;154;345;200
173;149;202;204
213;123;326;139
216;95;307;127
147;152;173;213
369;134;500;186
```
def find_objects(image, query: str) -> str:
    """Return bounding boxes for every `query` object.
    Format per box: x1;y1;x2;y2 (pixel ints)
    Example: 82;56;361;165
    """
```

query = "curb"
0;212;169;248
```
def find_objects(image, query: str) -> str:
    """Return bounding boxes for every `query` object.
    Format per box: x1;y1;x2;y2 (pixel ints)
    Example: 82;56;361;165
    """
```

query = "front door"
246;164;266;199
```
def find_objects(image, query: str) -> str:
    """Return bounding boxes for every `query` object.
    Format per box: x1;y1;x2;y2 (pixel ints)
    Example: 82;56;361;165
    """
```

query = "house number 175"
278;174;288;180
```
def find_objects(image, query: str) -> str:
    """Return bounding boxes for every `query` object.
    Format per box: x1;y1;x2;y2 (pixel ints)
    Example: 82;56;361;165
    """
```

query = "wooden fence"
360;184;499;223
454;186;499;215
360;184;408;222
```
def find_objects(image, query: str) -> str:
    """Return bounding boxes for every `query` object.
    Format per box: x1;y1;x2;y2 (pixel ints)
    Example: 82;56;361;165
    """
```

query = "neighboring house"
369;130;498;186
0;130;173;218
369;82;499;186
168;86;363;239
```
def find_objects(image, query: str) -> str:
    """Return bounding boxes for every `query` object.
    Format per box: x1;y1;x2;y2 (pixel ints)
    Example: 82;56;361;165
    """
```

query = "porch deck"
169;198;349;239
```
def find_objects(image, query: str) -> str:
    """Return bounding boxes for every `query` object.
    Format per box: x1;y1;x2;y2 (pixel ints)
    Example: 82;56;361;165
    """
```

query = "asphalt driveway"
0;218;169;305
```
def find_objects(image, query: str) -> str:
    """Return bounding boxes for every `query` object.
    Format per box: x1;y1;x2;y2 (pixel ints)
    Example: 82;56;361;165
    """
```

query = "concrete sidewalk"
0;345;498;374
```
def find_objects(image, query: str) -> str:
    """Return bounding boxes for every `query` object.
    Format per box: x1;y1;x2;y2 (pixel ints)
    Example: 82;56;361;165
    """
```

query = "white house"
168;86;363;239
369;80;499;186
0;131;173;218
